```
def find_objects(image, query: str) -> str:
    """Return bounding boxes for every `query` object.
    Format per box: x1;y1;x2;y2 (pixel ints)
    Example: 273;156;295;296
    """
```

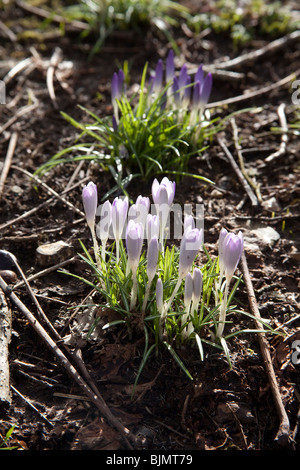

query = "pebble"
243;226;280;253
36;240;73;267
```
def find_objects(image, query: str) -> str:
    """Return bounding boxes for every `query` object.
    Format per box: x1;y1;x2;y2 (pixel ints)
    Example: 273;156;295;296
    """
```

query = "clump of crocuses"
111;49;213;133
82;176;244;351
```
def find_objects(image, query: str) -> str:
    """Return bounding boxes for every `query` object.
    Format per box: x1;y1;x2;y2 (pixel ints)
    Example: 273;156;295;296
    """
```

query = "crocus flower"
82;181;98;230
112;196;129;261
126;220;144;310
222;231;244;281
218;228;228;278
128;196;150;229
163;227;203;317
142;235;159;313
166;49;175;85
178;227;203;279
217;230;244;338
111;69;125;123
152;177;176;247
82;181;101;272
96;200;112;260
146;214;160;245
184;214;195;234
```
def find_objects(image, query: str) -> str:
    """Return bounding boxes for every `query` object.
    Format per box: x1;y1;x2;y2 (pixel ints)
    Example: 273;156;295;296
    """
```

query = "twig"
231;118;262;203
212;30;300;70
240;252;290;446
0;274;138;449
0;289;12;405
46;47;63;109
218;137;260;210
0;101;39;134
10;385;53;427
10;165;85;218
0;177;88;232
265;103;288;162
0;132;18;201
207;69;300;109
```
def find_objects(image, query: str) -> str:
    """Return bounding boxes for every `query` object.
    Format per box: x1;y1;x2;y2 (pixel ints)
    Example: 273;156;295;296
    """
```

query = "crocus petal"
112;196;129;241
126;220;144;272
96;200;112;242
147;235;159;280
179;228;203;279
199;72;212;107
82;181;98;227
223;231;244;280
194;65;204;85
184;272;193;308
166;49;175;84
146;214;160;244
192;267;203;303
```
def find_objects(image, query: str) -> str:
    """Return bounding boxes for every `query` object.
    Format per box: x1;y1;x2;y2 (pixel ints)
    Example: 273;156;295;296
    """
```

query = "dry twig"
218;137;260;210
265;103;289;163
0;132;18;201
240;252;290;446
0;272;138;449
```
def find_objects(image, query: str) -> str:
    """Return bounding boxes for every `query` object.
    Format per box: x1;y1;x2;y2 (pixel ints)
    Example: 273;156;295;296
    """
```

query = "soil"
0;0;299;452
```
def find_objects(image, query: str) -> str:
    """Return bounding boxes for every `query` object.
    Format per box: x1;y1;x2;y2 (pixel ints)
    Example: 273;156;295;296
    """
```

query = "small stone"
36;241;73;267
243;226;280;253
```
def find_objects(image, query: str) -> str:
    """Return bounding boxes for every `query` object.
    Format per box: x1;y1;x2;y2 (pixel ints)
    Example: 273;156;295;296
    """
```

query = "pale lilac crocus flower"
126;220;144;310
217;230;244;338
112;196;129;262
96;200;112;261
82;182;101;271
163;227;203;316
152;177;176;248
142;235;159;313
111;69;125;123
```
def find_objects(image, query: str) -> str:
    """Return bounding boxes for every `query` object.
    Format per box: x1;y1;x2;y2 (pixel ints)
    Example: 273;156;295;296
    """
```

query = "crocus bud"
199;72;213;108
184;214;195;234
184;272;193;310
152;59;163;94
152;177;176;206
179;228;203;279
128;196;150;228
126;220;144;274
147;235;159;281
82;182;98;229
146;214;160;244
192;267;203;305
112;196;128;261
223;231;244;281
111;69;125;122
166;49;175;84
112;196;128;241
218;228;228;276
96;200;112;260
152;177;176;247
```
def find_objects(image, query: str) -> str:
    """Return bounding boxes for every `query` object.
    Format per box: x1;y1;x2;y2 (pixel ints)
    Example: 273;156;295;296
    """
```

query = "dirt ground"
0;0;299;451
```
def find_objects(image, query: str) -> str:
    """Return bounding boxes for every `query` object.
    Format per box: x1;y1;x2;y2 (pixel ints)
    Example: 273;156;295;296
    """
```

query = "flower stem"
217;279;230;338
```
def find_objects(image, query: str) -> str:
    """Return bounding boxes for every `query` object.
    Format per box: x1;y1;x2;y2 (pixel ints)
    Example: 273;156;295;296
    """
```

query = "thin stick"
207;69;300;109
218;137;260;209
0;132;18;201
231;118;262;203
0;275;137;449
10;165;85;218
265;103;288;162
240;252;290;446
0;289;12;404
46;47;63;109
212;30;300;70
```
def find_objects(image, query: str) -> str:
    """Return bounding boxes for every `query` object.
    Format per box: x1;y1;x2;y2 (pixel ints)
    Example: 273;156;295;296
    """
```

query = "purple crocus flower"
82;181;98;229
126;220;144;274
111;69;125;122
222;231;244;281
112;196;129;261
152;177;176;247
178;227;203;279
166;49;175;84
